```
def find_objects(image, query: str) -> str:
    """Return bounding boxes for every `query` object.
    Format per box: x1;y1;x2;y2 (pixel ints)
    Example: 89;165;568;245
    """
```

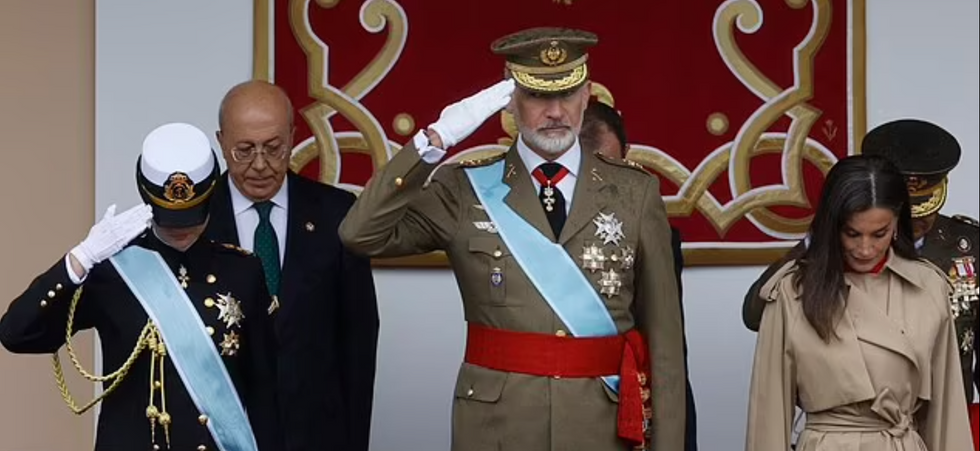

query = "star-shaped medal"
593;212;625;246
581;243;607;272
216;292;245;329
598;269;622;298
220;331;240;356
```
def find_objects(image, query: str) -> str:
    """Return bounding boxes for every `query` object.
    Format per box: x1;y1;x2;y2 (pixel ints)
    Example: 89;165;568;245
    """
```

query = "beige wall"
0;2;96;449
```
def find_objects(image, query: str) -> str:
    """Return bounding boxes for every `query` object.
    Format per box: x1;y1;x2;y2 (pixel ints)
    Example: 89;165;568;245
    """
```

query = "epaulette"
456;152;506;168
952;214;979;228
594;152;649;174
216;242;253;256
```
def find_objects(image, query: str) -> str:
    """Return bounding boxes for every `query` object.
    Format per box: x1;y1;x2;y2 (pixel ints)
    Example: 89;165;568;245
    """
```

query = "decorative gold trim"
910;179;947;218
253;0;271;81
511;64;588;92
505;54;587;75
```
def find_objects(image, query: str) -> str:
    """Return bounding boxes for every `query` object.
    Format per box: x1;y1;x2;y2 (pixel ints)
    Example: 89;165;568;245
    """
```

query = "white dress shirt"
227;175;288;266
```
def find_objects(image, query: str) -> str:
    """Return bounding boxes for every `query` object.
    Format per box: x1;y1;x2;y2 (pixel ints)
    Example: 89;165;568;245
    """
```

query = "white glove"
70;203;153;273
427;78;515;149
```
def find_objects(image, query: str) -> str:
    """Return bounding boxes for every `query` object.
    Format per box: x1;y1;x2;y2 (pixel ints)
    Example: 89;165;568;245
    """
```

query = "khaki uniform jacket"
339;143;686;451
745;251;973;451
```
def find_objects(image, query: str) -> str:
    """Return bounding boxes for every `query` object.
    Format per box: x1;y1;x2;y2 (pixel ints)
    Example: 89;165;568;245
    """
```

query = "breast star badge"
598;269;622;298
593;212;625;246
581;243;607;272
215;292;245;329
220;331;240;356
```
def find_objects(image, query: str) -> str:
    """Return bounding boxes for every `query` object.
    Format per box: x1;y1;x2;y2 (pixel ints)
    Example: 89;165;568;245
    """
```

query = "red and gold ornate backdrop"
252;0;866;267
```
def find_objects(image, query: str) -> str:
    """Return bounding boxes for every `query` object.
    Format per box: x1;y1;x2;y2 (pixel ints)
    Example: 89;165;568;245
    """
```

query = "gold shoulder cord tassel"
145;327;172;449
52;286;172;449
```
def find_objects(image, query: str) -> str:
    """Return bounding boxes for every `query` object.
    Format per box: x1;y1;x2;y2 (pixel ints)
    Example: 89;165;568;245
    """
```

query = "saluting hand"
427;78;515;149
69;203;153;278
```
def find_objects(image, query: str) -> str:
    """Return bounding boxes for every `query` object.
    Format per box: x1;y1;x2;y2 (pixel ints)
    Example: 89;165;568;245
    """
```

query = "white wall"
95;1;979;450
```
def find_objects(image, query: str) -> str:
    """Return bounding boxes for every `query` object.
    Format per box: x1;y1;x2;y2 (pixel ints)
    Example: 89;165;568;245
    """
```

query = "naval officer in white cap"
0;122;284;451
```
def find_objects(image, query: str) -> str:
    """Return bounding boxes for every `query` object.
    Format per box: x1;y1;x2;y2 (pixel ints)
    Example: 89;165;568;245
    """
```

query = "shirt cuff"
414;130;446;164
65;253;86;284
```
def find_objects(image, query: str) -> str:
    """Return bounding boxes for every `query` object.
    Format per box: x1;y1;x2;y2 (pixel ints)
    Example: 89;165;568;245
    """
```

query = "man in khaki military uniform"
742;119;978;408
339;28;686;451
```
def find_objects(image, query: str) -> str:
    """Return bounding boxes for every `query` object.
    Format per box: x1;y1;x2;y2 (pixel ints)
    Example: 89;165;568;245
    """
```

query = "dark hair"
581;100;628;157
794;154;918;341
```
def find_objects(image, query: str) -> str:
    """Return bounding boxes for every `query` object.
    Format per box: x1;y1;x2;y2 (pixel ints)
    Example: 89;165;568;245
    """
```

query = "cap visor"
152;203;209;228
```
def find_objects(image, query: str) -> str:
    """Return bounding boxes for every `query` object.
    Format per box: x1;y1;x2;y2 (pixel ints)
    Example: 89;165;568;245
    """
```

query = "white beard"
519;126;576;155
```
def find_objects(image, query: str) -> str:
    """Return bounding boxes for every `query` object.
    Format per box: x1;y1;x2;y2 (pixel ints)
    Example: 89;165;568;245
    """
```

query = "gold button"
40;300;48;308
206;327;215;336
154;381;162;389
206;275;217;284
466;388;474;397
394;177;404;187
555;330;566;337
198;414;209;425
204;298;215;308
198;446;207;451
154;445;160;451
492;250;503;258
47;290;56;298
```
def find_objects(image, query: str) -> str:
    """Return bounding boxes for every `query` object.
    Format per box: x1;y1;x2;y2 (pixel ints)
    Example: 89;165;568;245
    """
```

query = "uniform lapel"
502;149;557;241
558;152;608;245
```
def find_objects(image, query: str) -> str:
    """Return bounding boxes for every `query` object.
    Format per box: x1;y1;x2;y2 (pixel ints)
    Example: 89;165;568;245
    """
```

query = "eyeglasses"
230;143;289;163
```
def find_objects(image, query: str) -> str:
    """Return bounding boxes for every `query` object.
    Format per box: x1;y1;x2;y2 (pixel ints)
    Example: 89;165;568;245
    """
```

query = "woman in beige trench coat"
745;155;973;451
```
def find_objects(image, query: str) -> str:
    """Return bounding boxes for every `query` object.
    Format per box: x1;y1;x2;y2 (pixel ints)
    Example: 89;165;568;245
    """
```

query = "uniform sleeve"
241;259;286;451
634;176;686;451
920;279;973;450
0;256;97;353
338;141;462;257
744;269;797;451
742;241;806;332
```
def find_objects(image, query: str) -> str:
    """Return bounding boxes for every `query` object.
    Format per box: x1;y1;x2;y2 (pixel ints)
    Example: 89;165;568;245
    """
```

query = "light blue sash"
110;246;258;451
464;160;620;392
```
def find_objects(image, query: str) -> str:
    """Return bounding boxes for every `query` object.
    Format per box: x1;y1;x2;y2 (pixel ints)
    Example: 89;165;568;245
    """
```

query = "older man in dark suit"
205;80;380;451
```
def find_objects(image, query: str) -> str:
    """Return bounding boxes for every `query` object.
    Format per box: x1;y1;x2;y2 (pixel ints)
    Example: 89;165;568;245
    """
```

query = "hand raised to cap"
427;78;515;150
70;203;153;275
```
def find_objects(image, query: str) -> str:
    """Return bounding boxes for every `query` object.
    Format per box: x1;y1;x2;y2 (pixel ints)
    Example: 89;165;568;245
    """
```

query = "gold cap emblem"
163;172;195;203
540;41;567;66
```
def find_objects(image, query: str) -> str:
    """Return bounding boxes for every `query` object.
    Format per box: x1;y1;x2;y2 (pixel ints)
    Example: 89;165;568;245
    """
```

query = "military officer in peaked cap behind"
0;123;284;451
742;119;979;405
340;27;686;451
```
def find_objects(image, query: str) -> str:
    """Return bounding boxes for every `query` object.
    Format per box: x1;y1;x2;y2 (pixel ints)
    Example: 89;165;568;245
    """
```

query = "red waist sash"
464;322;652;447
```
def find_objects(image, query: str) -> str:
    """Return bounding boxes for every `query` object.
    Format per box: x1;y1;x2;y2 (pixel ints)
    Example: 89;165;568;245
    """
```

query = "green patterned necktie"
253;201;280;296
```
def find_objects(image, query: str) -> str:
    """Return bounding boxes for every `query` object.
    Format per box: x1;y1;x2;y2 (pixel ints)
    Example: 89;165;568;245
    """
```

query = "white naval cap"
136;122;219;228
